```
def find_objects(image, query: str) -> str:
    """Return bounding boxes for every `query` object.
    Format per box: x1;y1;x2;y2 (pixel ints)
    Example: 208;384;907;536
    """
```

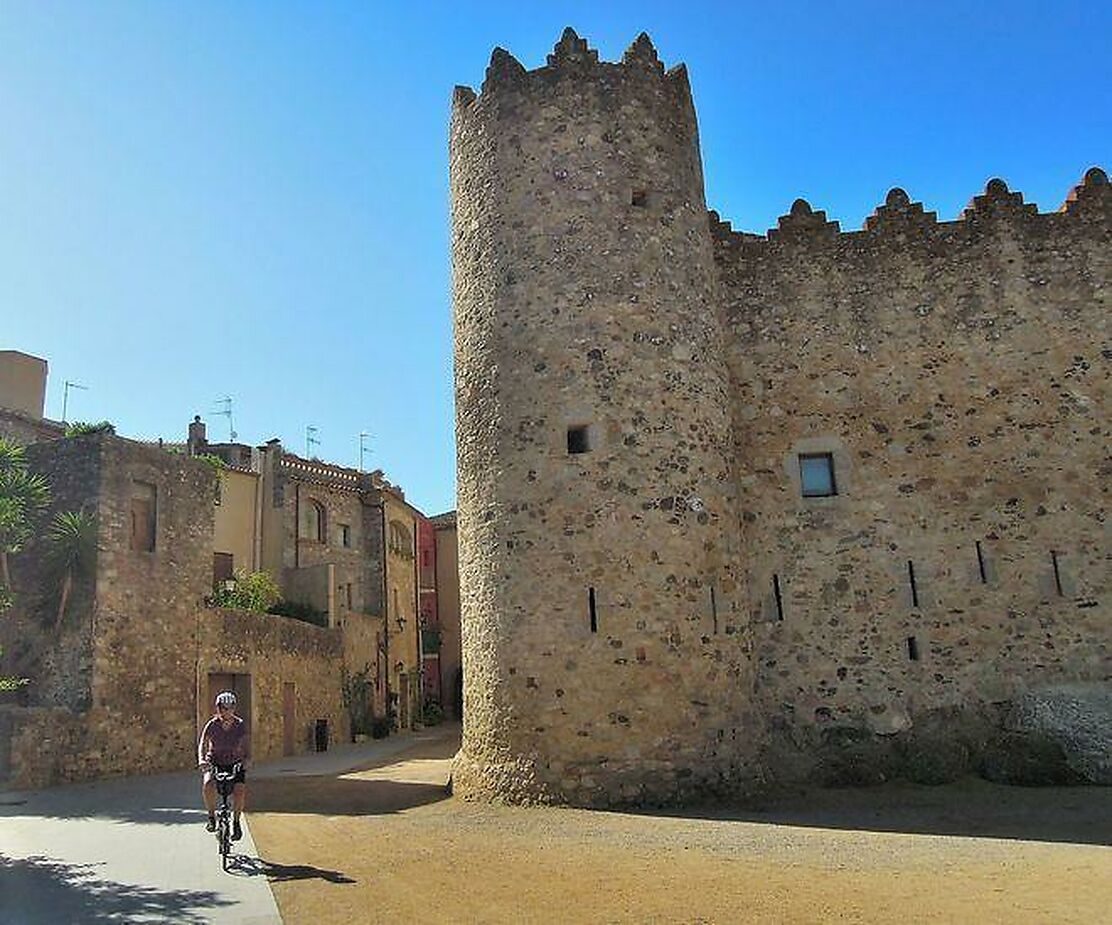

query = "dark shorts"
203;763;246;787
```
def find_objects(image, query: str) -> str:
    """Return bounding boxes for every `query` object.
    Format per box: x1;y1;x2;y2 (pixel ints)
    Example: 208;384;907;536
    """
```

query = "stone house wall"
3;434;216;787
197;607;348;759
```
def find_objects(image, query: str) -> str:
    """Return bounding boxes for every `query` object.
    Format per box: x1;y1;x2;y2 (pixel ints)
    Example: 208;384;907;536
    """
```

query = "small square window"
567;425;591;455
631;189;648;208
799;453;836;497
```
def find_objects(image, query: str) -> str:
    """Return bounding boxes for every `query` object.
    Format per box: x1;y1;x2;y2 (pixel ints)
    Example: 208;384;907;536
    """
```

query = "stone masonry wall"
451;31;755;806
713;170;1111;780
5;435;216;787
198;607;347;759
452;29;1110;804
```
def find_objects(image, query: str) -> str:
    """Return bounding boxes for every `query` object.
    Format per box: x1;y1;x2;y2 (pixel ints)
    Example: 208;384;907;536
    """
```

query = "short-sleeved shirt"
198;715;249;765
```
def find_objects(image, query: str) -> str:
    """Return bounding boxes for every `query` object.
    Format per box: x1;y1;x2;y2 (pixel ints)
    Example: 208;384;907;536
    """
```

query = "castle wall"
713;173;1111;779
451;31;754;806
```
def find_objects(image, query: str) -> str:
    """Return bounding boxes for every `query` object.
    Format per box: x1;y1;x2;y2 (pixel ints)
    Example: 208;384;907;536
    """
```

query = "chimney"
187;415;207;455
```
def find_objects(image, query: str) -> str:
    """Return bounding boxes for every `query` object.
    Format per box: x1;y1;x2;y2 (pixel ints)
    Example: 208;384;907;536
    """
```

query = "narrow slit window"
908;560;920;608
799;453;837;497
588;587;597;633
710;585;718;635
975;541;987;584
772;574;784;621
907;636;920;661
1051;551;1064;597
631;188;648;208
567;425;591;455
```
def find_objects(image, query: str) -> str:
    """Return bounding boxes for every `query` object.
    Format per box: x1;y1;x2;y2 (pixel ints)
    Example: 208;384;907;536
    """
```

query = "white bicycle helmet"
215;691;237;707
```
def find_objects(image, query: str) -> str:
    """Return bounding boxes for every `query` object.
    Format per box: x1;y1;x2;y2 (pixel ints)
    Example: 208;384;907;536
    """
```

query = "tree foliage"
0;438;50;591
44;509;97;629
209;569;281;613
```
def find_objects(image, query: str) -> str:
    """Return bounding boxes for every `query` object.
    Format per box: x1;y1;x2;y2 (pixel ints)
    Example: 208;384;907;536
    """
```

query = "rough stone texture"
198;607;348;758
0;407;64;446
451;30;1111;806
1001;684;1112;784
1;434;384;788
451;29;755;807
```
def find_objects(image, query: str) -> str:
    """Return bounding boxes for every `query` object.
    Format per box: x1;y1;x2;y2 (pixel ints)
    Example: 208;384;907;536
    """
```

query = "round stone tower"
450;29;754;806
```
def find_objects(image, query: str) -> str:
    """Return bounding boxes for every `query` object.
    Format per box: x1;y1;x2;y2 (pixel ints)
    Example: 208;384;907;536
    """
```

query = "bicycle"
210;761;243;870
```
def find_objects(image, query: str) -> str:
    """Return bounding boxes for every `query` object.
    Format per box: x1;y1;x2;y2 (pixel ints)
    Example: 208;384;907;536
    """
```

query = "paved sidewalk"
0;726;454;923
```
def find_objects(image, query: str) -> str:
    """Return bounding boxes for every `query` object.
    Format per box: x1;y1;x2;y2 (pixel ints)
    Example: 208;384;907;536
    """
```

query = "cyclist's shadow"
226;854;356;884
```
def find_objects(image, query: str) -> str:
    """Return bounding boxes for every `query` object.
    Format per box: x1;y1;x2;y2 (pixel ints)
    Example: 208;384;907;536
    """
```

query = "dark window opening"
130;482;157;552
567;425;591;455
588;587;597;633
908;560;920;608
631;189;648;208
213;552;234;586
975;541;987;583
1051;551;1064;597
339;523;351;548
799;453;837;497
710;585;718;635
772;574;784;621
907;636;920;661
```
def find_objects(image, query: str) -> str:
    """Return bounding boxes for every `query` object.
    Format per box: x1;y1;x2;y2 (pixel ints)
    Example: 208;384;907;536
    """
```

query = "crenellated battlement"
452;27;692;123
710;168;1109;257
452;28;1112;809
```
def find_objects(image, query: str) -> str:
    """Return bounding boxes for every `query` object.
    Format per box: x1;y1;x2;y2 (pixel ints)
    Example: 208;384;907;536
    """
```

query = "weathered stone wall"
0;407;64;446
4;435;216;787
451;29;1110;804
451;30;753;806
198;607;347;759
714;171;1111;781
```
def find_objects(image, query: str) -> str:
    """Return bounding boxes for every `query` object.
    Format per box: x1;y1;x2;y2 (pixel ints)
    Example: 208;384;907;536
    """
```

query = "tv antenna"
212;397;237;441
61;380;88;423
358;431;372;471
306;425;320;459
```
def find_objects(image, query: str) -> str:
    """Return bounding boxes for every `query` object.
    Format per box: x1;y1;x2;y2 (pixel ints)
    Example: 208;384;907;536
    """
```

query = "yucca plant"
0;438;50;591
44;509;97;630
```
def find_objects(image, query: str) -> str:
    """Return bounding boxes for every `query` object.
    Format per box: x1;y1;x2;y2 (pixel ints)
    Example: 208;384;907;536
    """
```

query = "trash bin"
314;719;329;752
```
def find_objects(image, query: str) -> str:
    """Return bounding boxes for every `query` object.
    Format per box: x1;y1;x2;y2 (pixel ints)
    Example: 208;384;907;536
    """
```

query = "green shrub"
210;569;281;613
422;701;444;726
64;421;115;437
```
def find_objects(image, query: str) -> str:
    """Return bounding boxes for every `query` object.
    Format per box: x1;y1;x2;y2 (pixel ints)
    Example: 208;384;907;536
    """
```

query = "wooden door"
283;682;296;756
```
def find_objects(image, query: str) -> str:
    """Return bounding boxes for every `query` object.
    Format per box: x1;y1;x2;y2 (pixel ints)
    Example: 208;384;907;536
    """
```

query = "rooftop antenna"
61;380;88;423
212;397;237;442
306;425;320;459
358;431;372;471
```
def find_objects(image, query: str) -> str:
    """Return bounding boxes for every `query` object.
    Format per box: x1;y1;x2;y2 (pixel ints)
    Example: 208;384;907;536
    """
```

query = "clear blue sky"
2;1;1108;515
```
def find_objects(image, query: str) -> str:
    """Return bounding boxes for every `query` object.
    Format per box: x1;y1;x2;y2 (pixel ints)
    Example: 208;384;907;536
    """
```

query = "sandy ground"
247;726;1112;924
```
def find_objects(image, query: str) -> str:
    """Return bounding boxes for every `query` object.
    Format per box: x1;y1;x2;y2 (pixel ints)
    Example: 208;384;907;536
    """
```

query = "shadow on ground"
0;854;232;924
229;854;356;883
249;776;449;816
632;778;1112;847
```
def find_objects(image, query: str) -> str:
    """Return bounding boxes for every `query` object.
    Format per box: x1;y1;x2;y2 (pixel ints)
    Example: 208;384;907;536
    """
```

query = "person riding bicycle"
198;690;251;841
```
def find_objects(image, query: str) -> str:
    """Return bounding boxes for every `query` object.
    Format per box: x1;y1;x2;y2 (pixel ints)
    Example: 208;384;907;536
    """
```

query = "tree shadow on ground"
630;778;1112;847
228;853;356;883
0;854;233;924
248;776;449;816
0;770;208;827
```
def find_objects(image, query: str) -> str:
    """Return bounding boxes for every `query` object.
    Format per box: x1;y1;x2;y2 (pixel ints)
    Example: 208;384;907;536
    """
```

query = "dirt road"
247;726;1111;924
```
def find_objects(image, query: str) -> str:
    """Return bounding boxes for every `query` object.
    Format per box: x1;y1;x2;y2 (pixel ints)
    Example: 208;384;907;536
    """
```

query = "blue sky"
2;1;1109;515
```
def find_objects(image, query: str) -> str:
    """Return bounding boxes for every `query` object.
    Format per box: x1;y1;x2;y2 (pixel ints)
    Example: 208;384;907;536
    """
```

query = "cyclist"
198;690;251;841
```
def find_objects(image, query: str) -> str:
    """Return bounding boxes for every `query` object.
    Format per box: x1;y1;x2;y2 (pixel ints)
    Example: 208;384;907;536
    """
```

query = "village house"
0;351;461;788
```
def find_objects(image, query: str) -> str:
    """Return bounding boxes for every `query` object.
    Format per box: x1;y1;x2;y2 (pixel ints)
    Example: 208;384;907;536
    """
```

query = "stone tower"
450;29;755;805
